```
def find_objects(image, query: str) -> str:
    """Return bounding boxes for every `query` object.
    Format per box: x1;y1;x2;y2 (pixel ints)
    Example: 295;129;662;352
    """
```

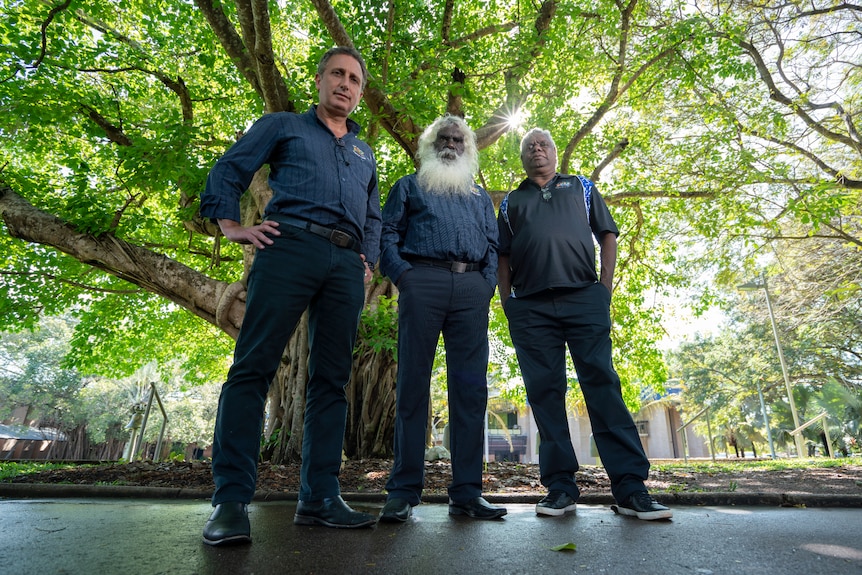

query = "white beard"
417;152;475;196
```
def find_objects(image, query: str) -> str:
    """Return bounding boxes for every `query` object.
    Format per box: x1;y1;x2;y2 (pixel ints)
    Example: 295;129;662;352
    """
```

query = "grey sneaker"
612;491;673;520
535;490;578;516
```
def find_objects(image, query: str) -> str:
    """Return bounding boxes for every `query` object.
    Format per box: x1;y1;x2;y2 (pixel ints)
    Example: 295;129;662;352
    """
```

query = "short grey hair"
317;46;368;89
520;128;557;156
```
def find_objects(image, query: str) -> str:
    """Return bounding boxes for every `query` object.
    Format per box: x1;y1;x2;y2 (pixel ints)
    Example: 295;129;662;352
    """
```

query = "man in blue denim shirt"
378;115;504;523
199;47;382;546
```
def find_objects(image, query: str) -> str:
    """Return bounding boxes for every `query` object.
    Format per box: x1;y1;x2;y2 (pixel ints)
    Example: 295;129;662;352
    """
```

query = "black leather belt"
410;258;482;273
268;216;360;253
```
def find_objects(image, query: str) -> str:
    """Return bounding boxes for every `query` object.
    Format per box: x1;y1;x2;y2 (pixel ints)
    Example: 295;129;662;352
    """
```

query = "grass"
0;461;101;481
650;456;862;475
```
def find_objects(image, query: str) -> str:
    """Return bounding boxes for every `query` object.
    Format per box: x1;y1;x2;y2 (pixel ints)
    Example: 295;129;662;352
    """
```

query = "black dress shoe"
294;496;376;528
379;498;412;523
448;496;507;520
202;502;251;546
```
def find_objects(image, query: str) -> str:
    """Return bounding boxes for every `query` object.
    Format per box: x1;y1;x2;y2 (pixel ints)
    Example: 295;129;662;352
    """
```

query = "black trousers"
504;282;649;503
210;225;365;505
385;264;493;504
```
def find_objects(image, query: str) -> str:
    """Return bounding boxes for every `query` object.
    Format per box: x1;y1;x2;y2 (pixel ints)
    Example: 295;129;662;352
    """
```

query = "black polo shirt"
497;173;618;298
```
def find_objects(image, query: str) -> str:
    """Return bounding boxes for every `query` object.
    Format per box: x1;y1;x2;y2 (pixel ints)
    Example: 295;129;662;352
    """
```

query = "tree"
0;316;223;448
77;359;224;449
666;328;792;457
2;1;859;462
728;221;862;454
749;221;862;392
0;315;85;428
668;284;862;457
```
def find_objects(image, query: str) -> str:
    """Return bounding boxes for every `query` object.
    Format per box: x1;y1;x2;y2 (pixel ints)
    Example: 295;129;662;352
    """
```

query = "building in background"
478;385;710;464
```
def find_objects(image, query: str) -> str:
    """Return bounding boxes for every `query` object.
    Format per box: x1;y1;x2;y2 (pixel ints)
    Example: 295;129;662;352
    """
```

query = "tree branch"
0;185;243;337
441;0;454;44
82;105;133;146
249;0;291;112
308;0;420;152
475;1;556;149
591;138;629;182
194;0;265;101
561;0;676;173
233;0;258;60
735;36;862;153
0;269;142;294
69;10;196;123
445;22;518;48
446;67;466;117
748;129;862;189
29;0;73;71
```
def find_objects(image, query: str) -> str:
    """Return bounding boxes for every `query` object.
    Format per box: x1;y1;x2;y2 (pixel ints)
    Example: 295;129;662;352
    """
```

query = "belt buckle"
451;261;468;273
329;229;352;248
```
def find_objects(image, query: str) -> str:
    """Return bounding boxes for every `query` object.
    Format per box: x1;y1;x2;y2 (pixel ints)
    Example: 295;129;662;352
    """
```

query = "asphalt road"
2;498;861;575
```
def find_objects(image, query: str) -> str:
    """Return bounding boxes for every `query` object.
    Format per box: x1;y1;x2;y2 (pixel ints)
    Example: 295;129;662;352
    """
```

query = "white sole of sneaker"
610;504;673;520
535;503;577;516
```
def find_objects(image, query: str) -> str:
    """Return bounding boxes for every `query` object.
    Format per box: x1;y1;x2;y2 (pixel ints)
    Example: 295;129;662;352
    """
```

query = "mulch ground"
7;459;862;497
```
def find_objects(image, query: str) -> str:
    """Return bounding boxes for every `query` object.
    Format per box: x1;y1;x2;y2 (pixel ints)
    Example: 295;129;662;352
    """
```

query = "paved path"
2;498;861;575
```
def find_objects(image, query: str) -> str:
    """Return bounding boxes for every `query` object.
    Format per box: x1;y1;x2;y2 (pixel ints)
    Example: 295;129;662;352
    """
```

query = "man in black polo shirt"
497;128;672;521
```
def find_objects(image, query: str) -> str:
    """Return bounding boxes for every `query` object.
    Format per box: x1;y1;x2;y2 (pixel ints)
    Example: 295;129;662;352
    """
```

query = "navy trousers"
385;265;493;505
504;282;649;503
211;224;365;505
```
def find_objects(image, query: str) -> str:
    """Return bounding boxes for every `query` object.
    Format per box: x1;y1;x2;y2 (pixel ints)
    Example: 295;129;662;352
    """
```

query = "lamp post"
738;276;805;458
755;379;777;459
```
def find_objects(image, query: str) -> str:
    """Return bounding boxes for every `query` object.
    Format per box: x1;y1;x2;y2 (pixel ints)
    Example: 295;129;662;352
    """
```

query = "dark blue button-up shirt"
200;106;382;264
380;174;498;289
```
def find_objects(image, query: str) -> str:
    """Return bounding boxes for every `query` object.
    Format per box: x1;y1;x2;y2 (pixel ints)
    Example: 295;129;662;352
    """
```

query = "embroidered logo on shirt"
555;180;572;189
352;145;367;160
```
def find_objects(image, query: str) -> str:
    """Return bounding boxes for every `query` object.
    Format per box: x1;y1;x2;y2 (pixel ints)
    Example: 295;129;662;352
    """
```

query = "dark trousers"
504;283;649;503
385;265;493;504
211;225;365;505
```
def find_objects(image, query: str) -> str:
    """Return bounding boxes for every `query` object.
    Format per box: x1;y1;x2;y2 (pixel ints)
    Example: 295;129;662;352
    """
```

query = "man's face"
521;134;557;173
315;54;364;117
433;124;466;163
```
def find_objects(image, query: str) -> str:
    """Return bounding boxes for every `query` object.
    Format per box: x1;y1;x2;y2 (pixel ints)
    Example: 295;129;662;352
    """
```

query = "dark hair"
317;46;368;89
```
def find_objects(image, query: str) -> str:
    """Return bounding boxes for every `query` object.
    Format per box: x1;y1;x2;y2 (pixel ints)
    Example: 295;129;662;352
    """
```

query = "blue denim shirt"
380;174;498;289
200;106;382;265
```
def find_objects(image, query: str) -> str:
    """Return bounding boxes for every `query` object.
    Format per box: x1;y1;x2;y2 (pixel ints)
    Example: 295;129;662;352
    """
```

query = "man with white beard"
378;115;504;522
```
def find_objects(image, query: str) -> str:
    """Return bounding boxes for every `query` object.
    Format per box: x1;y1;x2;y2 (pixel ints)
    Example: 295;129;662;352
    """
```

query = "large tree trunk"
0;184;399;463
263;279;399;463
263;314;309;463
345;280;398;458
